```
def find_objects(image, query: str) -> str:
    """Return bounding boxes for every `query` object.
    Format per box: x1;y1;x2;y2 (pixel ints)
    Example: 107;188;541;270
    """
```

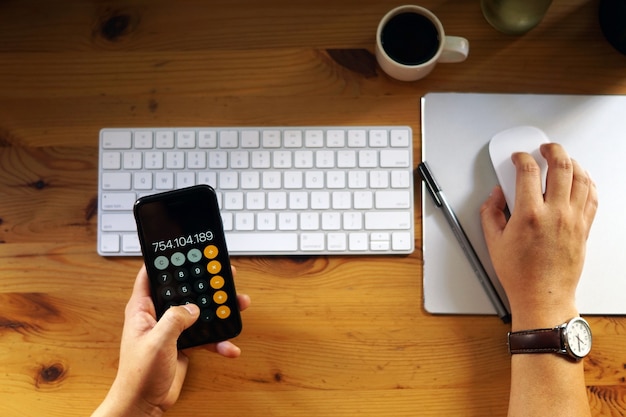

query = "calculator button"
210;275;224;289
187;248;202;263
157;271;172;284
213;290;228;304
171;252;186;266
216;305;231;319
174;268;189;281
180;298;194;306
190;264;204;278
198;295;210;307
162;287;175;300
200;309;215;322
207;260;222;274
178;283;192;296
154;256;169;270
194;279;209;293
203;245;219;259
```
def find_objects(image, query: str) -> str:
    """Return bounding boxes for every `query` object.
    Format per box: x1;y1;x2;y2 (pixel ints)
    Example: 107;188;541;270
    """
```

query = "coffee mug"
375;5;469;81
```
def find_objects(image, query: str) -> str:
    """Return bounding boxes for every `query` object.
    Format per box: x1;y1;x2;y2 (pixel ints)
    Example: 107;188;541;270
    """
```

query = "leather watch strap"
508;327;562;354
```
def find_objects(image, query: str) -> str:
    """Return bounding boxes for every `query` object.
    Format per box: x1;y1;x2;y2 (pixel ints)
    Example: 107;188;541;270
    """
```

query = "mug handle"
439;36;470;63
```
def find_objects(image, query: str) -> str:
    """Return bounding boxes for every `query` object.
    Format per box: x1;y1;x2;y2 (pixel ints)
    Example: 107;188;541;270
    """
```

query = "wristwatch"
507;317;592;360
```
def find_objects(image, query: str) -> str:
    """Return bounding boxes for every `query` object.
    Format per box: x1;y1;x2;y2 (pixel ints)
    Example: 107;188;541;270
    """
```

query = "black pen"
418;161;511;324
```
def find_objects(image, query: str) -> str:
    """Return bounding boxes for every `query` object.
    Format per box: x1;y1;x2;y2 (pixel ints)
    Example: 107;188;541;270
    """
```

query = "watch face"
565;317;592;358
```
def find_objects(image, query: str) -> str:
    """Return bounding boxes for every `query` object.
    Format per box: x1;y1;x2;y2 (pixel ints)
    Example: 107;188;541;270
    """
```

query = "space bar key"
225;232;299;252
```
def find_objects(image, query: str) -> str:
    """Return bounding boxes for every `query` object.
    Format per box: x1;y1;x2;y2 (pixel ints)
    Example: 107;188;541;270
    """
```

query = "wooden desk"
1;1;625;416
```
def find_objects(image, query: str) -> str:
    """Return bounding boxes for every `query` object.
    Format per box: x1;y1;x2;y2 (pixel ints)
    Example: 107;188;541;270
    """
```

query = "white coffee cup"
375;5;469;81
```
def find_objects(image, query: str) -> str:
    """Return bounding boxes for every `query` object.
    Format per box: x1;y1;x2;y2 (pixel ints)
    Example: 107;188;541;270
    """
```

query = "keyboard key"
284;130;303;147
327;233;347;251
155;172;174;189
257;213;276;230
326;130;345;147
102;172;131;190
102;152;122;169
187;151;207;169
225;232;298;252
155;131;175;148
392;232;413;251
305;130;324;147
375;191;411;209
134;131;153;148
177;131;196;148
134;172;153;189
365;212;411;230
100;234;121;252
349;233;368;251
391;170;411;188
101;192;136;210
123;152;142;169
145;151;164;169
101;213;136;231
262;130;281;148
198;130;217;148
220;131;238;148
380;150;410;167
347;130;367;147
102;131;131;149
337;150;356;168
369;130;388;147
301;233;325;251
122;233;141;252
390;129;411;147
241;131;260;148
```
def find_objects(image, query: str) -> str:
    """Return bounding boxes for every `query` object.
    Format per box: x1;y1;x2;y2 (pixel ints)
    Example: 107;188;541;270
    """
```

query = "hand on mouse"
480;143;598;330
91;265;250;417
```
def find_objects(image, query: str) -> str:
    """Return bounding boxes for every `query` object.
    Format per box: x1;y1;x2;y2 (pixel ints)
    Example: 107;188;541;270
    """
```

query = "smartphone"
133;184;242;349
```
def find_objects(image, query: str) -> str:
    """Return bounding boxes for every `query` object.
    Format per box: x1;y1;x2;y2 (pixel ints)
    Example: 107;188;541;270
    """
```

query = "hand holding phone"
133;185;242;349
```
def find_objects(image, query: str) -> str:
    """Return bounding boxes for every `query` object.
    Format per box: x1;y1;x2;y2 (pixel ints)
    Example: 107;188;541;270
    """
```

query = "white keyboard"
98;127;415;256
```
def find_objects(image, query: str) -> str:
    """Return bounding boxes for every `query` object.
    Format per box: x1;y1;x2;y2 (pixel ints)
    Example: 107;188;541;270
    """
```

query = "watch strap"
508;327;562;354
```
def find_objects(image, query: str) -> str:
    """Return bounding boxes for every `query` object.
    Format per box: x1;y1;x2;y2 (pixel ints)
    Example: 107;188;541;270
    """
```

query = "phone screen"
134;185;242;349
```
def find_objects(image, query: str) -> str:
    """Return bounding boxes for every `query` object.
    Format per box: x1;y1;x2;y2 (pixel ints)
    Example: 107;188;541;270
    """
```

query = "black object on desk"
418;161;511;324
599;0;626;55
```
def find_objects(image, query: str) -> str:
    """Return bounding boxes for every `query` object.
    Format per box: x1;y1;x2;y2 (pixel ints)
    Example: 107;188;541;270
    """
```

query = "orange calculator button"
206;260;222;274
203;245;219;259
213;290;228;304
216;305;231;319
210;275;225;289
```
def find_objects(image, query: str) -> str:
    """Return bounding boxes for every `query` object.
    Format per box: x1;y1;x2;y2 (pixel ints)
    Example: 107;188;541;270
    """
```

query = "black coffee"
380;12;440;66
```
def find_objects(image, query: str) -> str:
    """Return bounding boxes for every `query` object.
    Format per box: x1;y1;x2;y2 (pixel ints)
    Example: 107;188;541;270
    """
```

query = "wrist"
92;382;165;417
510;302;579;332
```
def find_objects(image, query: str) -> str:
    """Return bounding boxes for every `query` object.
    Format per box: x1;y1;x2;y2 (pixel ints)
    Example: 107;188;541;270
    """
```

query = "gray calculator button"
171;252;186;266
154;256;169;270
187;248;202;263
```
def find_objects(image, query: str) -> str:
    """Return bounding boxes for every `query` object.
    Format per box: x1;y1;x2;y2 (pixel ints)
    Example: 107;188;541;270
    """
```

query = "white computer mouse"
488;125;550;213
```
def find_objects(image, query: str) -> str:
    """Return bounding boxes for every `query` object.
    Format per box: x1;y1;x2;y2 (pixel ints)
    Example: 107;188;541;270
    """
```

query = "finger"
569;159;591;211
480;186;508;247
216;341;242;358
237;294;251;312
583;175;599;238
205;340;242;358
129;265;151;299
152;304;200;345
126;265;157;318
541;143;574;205
511;152;544;212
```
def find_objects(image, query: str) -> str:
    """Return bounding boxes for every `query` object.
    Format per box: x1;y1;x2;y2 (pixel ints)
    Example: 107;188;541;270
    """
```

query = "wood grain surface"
1;1;625;416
